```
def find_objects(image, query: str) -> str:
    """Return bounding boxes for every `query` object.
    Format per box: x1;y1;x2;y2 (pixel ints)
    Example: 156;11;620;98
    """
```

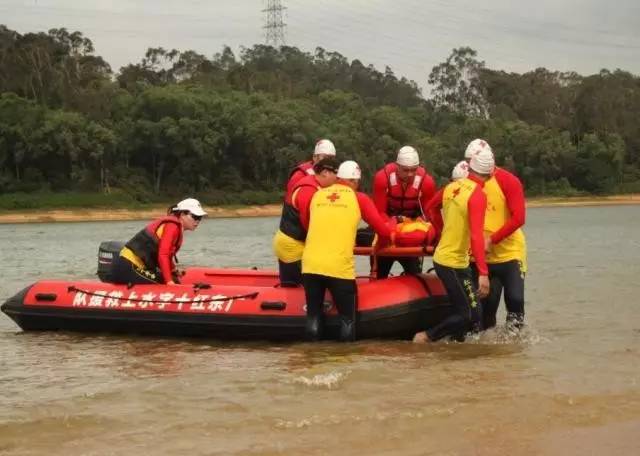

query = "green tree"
573;133;626;193
428;47;488;118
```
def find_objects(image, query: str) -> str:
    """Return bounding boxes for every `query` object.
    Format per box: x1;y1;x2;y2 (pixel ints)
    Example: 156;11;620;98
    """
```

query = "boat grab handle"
260;301;286;311
35;293;57;302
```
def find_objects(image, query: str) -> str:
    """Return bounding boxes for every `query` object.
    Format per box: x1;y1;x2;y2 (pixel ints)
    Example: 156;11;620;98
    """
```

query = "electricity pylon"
262;0;286;47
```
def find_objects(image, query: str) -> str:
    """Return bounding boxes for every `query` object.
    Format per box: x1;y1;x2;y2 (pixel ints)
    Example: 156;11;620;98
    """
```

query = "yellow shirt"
272;230;305;263
272;186;309;263
484;176;527;271
433;178;478;269
302;183;361;279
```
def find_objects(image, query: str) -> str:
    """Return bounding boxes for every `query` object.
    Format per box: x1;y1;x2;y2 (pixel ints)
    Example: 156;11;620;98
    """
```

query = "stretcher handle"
353;246;434;257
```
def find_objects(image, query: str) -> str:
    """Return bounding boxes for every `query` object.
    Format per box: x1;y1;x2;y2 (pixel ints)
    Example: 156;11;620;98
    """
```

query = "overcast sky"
2;0;639;95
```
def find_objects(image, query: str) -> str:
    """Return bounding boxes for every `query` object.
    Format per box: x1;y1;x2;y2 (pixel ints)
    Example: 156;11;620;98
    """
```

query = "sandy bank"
0;204;282;224
0;195;638;224
526;194;640;208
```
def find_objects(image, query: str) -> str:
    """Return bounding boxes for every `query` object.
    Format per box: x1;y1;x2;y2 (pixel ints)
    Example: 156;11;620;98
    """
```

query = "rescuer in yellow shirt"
302;160;392;342
414;150;494;343
465;139;528;330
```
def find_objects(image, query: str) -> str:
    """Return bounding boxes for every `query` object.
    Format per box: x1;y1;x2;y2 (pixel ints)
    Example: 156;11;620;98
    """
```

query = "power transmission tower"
262;0;286;47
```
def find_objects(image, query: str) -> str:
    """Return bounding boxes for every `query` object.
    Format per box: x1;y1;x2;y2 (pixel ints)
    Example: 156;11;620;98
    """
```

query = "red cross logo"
327;192;340;202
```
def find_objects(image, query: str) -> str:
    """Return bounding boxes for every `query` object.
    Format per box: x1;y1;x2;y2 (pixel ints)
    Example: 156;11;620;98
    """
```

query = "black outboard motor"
97;241;125;282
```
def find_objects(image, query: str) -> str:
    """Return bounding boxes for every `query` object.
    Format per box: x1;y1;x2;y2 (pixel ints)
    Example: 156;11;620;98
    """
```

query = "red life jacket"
288;161;315;180
279;175;320;241
125;216;183;271
383;162;427;218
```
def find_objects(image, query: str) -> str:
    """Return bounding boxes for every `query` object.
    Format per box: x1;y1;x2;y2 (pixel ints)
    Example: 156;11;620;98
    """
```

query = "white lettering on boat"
72;292;87;307
174;293;191;311
105;291;123;308
207;295;226;312
120;291;137;308
190;295;208;311
139;292;156;309
157;292;174;310
88;291;107;307
67;290;239;313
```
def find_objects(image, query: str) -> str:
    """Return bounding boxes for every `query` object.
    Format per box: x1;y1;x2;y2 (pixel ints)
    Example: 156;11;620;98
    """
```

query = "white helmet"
464;138;493;159
469;147;495;175
314;139;336;157
396;145;420;167
337;160;361;179
451;161;469;180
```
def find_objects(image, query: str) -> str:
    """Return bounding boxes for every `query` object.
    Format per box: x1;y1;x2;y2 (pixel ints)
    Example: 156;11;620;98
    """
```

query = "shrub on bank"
0;191;143;211
199;189;283;207
0;188;284;211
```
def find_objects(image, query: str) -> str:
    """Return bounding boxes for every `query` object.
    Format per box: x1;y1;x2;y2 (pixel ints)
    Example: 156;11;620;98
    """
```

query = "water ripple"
291;370;350;389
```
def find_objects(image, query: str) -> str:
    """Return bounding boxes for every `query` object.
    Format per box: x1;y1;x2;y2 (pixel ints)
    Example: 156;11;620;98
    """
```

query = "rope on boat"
67;285;259;303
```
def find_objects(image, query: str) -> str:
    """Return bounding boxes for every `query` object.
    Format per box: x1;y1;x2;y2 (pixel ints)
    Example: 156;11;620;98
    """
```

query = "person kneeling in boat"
413;150;493;343
112;198;206;285
302;160;393;342
371;145;437;278
273;158;339;286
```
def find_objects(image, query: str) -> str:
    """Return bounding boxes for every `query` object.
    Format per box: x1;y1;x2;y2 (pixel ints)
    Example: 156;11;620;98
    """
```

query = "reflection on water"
1;206;640;455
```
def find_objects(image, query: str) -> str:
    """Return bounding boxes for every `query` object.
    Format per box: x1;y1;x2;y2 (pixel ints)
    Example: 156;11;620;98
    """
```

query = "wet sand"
0;195;638;224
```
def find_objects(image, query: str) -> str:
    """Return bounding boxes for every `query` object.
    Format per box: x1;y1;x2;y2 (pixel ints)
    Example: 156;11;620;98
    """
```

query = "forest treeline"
1;25;639;206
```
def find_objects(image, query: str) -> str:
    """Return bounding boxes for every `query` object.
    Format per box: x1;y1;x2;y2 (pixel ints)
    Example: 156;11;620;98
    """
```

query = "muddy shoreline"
0;204;283;224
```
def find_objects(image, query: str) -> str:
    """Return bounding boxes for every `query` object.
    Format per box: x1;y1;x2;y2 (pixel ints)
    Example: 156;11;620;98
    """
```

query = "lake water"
1;206;639;455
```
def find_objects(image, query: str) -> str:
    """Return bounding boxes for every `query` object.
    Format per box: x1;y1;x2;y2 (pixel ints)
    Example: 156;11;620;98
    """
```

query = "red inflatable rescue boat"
1;247;453;341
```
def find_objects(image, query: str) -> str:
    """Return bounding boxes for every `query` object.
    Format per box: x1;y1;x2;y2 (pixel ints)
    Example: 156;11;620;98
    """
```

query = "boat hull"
1;269;452;341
